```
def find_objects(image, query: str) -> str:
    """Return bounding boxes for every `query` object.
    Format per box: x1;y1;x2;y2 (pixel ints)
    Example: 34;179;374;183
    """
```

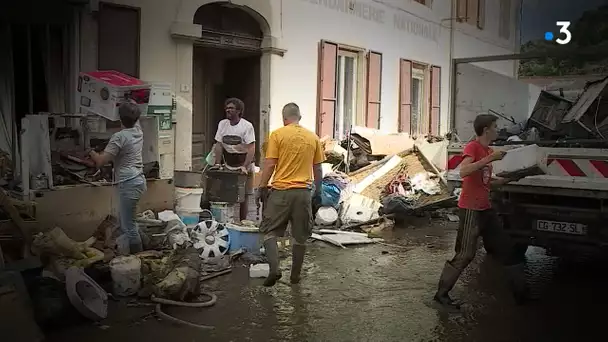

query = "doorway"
191;3;264;171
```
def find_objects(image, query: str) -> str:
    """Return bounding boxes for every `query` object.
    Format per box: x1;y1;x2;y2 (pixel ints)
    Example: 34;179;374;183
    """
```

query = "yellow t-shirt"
265;124;325;190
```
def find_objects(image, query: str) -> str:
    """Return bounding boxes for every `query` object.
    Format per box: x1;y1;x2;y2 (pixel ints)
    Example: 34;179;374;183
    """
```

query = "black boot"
504;263;530;305
263;238;282;287
433;261;462;310
290;244;306;284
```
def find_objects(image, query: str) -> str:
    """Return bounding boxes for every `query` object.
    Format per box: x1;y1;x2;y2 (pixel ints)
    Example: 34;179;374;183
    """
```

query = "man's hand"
489;150;507;162
256;186;269;204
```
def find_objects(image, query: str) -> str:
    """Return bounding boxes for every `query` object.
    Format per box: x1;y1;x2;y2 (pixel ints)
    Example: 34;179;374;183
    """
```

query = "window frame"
410;63;428;137
336;45;366;136
97;2;141;77
456;0;485;30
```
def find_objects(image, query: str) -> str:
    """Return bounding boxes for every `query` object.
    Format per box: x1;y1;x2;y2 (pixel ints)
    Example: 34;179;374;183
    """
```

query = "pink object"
78;70;150;121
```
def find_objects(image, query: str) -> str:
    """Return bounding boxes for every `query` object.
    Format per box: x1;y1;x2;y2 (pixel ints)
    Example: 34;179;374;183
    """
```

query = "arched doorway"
191;2;267;170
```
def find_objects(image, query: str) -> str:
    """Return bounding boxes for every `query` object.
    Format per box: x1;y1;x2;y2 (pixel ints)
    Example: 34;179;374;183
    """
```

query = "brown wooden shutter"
429;66;441;136
477;0;486;29
398;59;412;133
317;40;338;138
466;0;479;26
456;0;467;22
365;51;382;129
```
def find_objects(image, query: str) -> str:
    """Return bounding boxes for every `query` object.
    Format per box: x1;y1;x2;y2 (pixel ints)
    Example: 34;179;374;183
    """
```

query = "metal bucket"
174;170;203;188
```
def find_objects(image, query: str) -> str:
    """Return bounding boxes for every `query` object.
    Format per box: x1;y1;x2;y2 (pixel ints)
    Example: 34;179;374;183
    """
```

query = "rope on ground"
151;292;218;330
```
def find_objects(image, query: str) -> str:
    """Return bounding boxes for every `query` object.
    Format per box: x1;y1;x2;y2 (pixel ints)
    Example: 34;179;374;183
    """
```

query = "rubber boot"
504;263;529;305
263;237;282;287
129;242;143;254
290;244;306;284
433;261;462;310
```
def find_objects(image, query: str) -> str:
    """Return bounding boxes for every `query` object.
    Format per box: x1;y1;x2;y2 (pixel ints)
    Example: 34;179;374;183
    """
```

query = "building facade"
1;0;523;172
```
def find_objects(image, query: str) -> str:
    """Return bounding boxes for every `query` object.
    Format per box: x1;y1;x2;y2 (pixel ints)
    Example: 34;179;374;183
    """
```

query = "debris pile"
310;126;455;248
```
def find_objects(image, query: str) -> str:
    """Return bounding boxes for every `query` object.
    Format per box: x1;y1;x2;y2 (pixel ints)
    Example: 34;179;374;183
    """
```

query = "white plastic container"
249;263;270;278
109;256;142;296
174;187;204;211
315;206;339;226
210;201;239;224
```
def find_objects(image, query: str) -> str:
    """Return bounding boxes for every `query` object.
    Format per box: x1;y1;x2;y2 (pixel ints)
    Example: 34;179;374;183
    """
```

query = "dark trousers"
450;208;519;271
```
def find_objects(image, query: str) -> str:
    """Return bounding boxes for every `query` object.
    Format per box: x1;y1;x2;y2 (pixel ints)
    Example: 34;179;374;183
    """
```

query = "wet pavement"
47;217;608;342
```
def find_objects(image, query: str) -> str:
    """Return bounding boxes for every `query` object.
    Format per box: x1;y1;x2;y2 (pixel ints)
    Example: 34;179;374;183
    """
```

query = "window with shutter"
398;59;412;134
317;40;338;138
365;51;382;129
456;0;467;22
429;66;441;135
457;0;485;30
98;3;140;77
466;0;478;26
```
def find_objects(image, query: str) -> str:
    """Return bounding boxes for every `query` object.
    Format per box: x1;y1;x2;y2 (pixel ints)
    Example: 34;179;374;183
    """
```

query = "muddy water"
47;218;608;342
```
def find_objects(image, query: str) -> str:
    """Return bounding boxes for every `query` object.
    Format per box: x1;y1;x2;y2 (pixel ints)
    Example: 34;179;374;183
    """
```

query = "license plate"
536;220;587;235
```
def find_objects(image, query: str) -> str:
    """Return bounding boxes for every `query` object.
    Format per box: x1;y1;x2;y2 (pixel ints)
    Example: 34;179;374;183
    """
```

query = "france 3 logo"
544;21;572;45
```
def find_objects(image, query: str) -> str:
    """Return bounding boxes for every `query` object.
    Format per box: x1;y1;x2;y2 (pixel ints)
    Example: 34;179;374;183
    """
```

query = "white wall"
455;63;541;140
273;0;521;135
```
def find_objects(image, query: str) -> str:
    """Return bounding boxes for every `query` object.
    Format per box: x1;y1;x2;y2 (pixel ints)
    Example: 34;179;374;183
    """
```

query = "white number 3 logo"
556;21;572;45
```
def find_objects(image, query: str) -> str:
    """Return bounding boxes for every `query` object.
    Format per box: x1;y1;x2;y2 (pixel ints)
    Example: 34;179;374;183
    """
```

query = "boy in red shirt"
433;114;528;310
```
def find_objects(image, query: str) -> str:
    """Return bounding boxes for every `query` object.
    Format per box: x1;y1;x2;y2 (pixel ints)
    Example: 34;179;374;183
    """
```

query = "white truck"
447;58;608;258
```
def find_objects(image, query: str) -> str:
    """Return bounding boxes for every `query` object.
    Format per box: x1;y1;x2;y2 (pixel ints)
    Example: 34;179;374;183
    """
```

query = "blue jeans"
118;175;146;246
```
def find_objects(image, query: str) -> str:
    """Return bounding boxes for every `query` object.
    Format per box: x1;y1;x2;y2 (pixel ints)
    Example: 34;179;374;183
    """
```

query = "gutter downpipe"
448;0;457;134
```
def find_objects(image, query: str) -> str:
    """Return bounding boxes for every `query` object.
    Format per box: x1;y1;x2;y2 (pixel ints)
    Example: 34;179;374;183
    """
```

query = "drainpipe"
446;0;456;133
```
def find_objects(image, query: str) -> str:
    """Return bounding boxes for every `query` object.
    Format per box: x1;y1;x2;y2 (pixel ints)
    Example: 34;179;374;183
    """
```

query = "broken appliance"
560;76;608;139
526;91;573;140
77;70;151;121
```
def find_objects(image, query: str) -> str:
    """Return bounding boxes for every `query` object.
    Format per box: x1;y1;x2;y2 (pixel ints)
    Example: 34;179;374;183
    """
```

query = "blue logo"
544;31;554;41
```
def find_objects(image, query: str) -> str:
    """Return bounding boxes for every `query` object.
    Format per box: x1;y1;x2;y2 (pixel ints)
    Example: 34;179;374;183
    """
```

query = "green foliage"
519;5;608;76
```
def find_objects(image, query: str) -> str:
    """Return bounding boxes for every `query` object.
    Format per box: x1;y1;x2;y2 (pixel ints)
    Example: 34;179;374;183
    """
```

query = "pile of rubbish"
8;206;275;336
310;127;455;248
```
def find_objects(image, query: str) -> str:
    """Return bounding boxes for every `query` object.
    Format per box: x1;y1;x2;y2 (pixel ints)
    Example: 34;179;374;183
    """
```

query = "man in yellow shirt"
256;102;325;287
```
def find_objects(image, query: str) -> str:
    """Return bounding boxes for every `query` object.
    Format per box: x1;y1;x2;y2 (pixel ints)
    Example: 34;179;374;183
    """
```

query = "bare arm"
259;158;277;188
89;151;113;168
243;142;255;167
213;143;224;165
313;163;323;194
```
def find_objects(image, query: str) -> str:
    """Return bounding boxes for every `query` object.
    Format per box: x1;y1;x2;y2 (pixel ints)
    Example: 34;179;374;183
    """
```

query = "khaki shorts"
259;188;313;245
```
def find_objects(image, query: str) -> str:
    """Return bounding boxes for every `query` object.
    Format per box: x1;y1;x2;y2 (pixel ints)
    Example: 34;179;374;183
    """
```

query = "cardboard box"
493;144;548;179
78;70;150;121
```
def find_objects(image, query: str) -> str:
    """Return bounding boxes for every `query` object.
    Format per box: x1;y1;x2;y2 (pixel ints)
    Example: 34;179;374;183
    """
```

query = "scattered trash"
249;263;270;278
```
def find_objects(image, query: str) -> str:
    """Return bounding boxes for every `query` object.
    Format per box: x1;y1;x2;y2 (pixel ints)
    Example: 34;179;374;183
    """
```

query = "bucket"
175;187;204;211
225;223;262;253
209;202;239;224
109;256;142;296
176;207;201;227
174;170;203;188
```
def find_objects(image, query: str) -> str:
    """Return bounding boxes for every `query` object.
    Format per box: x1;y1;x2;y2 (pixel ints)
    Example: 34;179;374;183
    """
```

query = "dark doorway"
191;3;264;171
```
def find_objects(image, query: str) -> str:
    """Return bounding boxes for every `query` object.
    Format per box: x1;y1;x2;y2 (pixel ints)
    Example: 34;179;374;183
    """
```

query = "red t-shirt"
457;140;493;210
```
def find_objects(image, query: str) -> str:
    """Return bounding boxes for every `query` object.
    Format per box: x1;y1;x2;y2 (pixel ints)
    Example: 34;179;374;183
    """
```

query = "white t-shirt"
214;118;255;154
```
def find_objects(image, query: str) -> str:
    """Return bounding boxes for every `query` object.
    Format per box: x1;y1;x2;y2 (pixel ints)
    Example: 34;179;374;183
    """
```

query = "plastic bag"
320;182;341;208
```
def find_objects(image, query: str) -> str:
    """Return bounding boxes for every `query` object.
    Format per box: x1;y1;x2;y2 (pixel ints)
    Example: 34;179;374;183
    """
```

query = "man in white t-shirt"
213;97;256;221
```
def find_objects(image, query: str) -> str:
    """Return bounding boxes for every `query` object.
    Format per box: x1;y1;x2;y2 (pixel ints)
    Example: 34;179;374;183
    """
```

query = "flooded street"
47;218;608;342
